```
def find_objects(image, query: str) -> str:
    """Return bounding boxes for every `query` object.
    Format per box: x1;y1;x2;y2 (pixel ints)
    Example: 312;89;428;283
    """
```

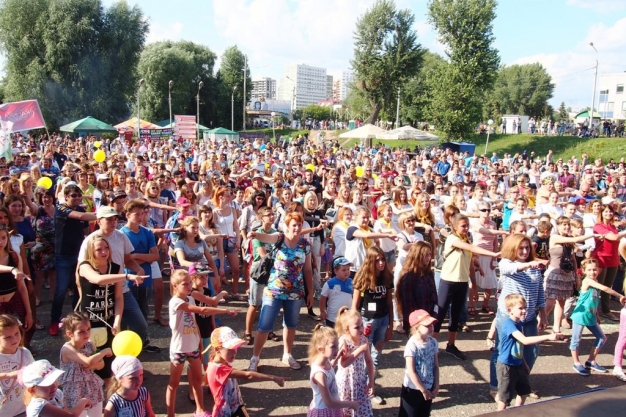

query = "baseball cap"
20;360;64;387
97;206;119;219
409;309;437;328
252;173;263;180
176;197;191;207
97;174;109;181
333;257;352;269
112;189;127;200
211;326;245;350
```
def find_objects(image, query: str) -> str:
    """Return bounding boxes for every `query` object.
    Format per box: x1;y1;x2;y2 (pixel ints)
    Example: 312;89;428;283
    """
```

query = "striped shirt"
497;259;546;322
107;386;149;417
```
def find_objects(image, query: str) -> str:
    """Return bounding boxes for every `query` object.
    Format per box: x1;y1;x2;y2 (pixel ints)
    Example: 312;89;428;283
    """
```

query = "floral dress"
336;335;373;417
32;206;55;270
59;341;105;409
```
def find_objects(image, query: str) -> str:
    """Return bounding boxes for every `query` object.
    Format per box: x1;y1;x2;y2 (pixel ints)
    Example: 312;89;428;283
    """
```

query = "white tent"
338;123;387;139
380;125;439;140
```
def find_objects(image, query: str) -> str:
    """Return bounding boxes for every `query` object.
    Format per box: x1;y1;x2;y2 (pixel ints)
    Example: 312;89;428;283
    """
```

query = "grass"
339;133;626;162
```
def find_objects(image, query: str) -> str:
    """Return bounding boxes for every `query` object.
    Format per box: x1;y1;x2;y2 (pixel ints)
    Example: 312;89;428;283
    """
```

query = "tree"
0;0;148;129
558;102;568;121
343;88;372;122
137;41;217;128
427;0;500;140
351;0;424;123
301;105;333;121
491;63;555;118
214;46;251;131
400;51;446;125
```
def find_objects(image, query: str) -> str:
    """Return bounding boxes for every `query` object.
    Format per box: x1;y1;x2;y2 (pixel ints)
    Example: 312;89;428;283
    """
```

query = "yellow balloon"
111;330;142;357
94;141;101;148
305;164;315;172
372;173;378;180
37;177;53;190
356;166;364;177
93;150;106;163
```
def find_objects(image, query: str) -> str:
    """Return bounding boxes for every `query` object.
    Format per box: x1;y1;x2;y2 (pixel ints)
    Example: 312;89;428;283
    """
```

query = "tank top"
0;252;18;296
107;386;149;417
78;261;120;327
216;209;235;238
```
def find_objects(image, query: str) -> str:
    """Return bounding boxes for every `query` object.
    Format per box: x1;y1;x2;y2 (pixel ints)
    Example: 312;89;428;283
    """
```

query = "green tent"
207;127;239;143
60;116;117;133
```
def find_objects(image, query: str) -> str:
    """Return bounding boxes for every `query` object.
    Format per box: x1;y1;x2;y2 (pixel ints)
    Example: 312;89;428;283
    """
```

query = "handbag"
250;234;285;285
560;244;575;273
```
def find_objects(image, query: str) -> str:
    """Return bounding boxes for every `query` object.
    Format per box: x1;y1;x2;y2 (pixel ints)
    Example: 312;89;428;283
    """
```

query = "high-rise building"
332;80;341;101
250;77;276;100
340;71;355;101
326;75;333;100
278;64;327;110
598;72;626;120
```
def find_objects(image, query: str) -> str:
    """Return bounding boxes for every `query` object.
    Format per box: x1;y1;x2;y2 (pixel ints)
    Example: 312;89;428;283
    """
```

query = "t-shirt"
251;228;277;270
0;347;34;416
440;235;472;283
320;277;353;323
497;317;524;366
402;336;438;391
174;239;210;264
192;286;215;339
121;225;156;287
54;204;88;257
358;275;392;319
593;223;620;268
26;389;64;417
264;237;311;300
532;235;550;260
206;362;244;417
169;296;200;354
78;230;134;294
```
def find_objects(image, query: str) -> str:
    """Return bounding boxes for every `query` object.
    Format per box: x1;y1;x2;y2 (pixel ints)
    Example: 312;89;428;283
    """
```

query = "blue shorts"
223;239;236;254
257;296;303;332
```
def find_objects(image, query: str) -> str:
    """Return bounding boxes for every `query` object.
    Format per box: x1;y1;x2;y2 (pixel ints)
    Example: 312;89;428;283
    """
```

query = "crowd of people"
1;130;626;416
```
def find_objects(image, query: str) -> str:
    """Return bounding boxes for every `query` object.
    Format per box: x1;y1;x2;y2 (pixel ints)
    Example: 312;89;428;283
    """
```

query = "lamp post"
168;80;173;129
197;80;204;142
590;42;598;129
136;78;144;138
395;87;401;129
271;111;276;142
242;55;247;131
231;86;237;131
484;119;494;154
286;75;296;123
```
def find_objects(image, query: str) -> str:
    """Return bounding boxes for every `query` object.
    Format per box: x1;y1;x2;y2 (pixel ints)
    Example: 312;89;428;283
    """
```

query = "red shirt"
593;223;620;268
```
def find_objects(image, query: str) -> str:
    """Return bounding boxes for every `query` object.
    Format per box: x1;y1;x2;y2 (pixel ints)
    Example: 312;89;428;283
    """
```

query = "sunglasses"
68;194;82;198
479;208;491;212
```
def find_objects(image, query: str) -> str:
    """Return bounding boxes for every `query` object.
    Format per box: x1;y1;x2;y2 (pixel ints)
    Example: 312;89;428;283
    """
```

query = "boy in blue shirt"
497;294;562;411
319;257;353;327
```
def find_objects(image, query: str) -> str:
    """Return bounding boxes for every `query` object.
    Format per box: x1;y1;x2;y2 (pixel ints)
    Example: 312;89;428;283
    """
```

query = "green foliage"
137;41;217;127
558;102;568;121
343;88;372;121
491;63;554;118
301;104;333;121
0;0;148;129
427;0;500;140
351;0;424;123
401;51;446;125
214;46;251;131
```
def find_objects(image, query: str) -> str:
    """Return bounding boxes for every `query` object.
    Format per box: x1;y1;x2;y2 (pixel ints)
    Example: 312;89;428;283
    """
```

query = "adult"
0;225;32;333
247;212;314;371
31;188;56;311
212;187;241;298
50;184;97;335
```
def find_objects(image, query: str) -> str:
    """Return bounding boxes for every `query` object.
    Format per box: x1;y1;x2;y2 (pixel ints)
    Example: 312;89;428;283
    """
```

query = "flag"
0;99;46;132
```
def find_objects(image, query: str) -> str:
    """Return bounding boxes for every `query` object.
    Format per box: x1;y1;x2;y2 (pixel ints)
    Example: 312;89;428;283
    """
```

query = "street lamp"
197;80;204;142
136;78;145;138
242;55;247;131
271;111;276;142
484;119;494;154
231;86;237;131
168;80;173;129
286;75;296;122
590;42;598;128
395;87;401;129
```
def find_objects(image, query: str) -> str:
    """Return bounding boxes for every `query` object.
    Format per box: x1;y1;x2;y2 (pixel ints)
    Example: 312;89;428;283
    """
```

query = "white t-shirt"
26;389;64;417
78;230;134;293
373;220;396;252
320;277;354;324
0;348;34;417
169;296;200;354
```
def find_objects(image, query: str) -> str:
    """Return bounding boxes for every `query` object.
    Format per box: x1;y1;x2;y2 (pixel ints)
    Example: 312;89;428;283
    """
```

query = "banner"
139;128;172;140
0;125;12;162
0;99;46;132
174;115;196;141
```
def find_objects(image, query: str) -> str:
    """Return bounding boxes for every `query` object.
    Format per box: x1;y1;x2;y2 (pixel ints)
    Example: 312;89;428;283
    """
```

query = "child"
398;310;440;417
614;277;626;382
335;307;374;417
570;259;626;376
0;314;34;417
320;257;354;327
60;312;112;417
104;356;155;417
307;324;359;416
21;359;91;417
166;269;230;417
206;326;288;416
496;294;561;411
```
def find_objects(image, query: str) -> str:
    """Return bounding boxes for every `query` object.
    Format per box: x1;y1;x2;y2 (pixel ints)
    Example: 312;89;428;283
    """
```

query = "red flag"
0;99;46;132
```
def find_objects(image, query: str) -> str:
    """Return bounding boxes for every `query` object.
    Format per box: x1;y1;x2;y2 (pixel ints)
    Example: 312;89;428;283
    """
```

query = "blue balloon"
260;144;266;150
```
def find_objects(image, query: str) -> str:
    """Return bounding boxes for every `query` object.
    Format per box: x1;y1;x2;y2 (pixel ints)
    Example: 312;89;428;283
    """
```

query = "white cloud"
145;21;185;44
567;0;626;12
584;17;626;51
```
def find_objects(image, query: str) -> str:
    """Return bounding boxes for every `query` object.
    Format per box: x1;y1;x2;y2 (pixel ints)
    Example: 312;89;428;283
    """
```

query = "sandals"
153;318;169;327
394;322;406;334
230;293;247;302
244;333;254;346
267;332;281;342
481;306;494;315
468;306;476;316
35;321;45;330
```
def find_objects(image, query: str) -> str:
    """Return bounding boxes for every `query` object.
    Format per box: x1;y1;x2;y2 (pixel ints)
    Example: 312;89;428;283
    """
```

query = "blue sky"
34;1;626;110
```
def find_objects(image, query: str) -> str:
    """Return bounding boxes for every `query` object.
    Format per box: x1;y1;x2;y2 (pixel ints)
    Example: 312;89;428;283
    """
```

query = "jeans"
51;255;79;323
130;286;151;320
363;315;389;368
570;321;606;351
121;291;148;344
489;312;539;390
257;296;302;332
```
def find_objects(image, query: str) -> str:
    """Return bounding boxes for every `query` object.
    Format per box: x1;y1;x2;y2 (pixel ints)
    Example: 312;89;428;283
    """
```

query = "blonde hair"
170;269;190;296
334;306;362;338
308;324;337;364
504;294;526;310
84;235;112;266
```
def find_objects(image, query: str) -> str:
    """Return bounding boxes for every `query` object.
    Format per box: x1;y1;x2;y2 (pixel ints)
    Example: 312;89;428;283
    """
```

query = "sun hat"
20;360;64;387
96;206;118;219
211;326;245;350
409;309;438;328
176;197;191;207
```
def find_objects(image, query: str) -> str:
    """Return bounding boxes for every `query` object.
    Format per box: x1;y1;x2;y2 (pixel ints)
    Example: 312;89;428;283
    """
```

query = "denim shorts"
384;249;397;265
223;238;236;254
257;296;303;332
248;279;264;307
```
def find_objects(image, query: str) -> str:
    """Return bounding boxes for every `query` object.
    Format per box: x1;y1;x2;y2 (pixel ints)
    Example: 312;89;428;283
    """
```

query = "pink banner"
174;115;197;141
0;100;46;132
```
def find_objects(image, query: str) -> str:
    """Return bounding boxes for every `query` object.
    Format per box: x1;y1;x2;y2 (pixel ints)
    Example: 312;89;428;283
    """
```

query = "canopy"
161;122;211;131
59;116;117;133
115;117;162;132
380;125;439;140
338;123;387;139
574;110;601;121
208;127;239;143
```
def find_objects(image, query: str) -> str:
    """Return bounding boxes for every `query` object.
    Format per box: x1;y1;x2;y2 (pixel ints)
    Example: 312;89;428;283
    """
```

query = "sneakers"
369;394;383;405
613;369;626;382
573;363;590;376
142;344;161;353
307;310;321;321
248;356;259;372
585;361;608;373
48;322;59;336
445;344;467;360
282;353;301;370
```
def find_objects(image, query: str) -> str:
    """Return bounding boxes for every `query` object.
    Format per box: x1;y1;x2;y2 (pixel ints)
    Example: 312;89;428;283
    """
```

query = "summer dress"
336;335;373;417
